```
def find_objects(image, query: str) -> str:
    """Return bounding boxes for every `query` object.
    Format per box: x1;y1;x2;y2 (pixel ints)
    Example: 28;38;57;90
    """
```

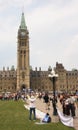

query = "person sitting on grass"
42;113;51;123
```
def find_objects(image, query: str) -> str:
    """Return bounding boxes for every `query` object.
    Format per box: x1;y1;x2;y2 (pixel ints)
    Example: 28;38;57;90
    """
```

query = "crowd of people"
59;91;78;118
0;89;78;121
0;92;26;101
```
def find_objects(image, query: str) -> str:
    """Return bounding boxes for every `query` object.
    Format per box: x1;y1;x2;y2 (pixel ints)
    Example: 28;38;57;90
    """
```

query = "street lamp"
48;69;58;115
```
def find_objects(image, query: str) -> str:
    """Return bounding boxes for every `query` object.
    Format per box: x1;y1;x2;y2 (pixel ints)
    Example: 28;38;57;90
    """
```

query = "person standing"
28;93;37;120
69;95;76;118
43;92;50;110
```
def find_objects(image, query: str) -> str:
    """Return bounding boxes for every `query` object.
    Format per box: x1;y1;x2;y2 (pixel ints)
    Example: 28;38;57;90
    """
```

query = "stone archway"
21;84;27;93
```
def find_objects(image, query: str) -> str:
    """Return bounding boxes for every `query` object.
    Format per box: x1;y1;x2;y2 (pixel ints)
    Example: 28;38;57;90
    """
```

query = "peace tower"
17;12;30;91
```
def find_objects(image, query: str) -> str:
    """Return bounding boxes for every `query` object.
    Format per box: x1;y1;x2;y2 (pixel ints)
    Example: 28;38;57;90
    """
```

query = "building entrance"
21;84;27;93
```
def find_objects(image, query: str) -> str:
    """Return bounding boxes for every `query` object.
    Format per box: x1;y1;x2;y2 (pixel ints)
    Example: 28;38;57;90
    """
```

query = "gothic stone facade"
0;67;16;93
0;62;78;93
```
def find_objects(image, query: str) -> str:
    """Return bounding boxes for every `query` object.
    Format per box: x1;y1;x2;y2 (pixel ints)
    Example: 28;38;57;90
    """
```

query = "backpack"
47;116;51;123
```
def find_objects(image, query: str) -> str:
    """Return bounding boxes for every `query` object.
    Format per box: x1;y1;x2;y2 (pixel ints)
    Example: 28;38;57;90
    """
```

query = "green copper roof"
20;12;26;30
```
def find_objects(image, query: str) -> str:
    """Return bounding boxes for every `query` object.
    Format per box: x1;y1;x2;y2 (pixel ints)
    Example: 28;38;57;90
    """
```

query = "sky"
0;0;78;71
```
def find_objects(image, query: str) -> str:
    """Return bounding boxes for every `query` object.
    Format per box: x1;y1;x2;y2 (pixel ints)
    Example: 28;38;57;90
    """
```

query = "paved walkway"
35;98;78;130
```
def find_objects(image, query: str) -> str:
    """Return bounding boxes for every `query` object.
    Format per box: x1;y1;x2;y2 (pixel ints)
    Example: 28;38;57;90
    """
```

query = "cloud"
0;0;78;70
26;1;78;70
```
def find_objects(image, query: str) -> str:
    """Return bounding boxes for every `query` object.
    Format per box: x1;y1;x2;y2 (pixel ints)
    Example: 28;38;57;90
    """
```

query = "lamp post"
48;69;58;115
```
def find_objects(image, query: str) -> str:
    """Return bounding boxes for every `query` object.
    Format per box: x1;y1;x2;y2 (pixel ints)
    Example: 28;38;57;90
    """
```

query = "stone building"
0;13;78;93
55;62;78;93
0;66;16;93
30;67;52;92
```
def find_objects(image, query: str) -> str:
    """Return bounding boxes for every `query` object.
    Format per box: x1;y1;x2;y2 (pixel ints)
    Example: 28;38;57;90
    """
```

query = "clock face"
21;32;25;36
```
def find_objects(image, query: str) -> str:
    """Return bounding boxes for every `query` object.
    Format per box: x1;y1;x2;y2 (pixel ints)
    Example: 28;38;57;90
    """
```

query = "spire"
20;12;26;30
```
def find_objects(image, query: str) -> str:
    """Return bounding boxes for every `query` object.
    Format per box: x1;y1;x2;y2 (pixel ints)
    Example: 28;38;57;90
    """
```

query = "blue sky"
0;0;78;71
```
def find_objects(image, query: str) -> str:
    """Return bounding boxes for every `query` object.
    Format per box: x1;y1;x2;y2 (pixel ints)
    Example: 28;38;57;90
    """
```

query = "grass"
0;100;75;130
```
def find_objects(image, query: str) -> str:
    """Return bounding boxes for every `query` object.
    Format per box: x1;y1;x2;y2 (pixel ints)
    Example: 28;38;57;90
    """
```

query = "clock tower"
17;12;30;91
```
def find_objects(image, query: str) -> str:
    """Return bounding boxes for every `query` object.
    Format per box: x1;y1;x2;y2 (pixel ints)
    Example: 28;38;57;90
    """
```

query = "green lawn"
0;100;75;130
